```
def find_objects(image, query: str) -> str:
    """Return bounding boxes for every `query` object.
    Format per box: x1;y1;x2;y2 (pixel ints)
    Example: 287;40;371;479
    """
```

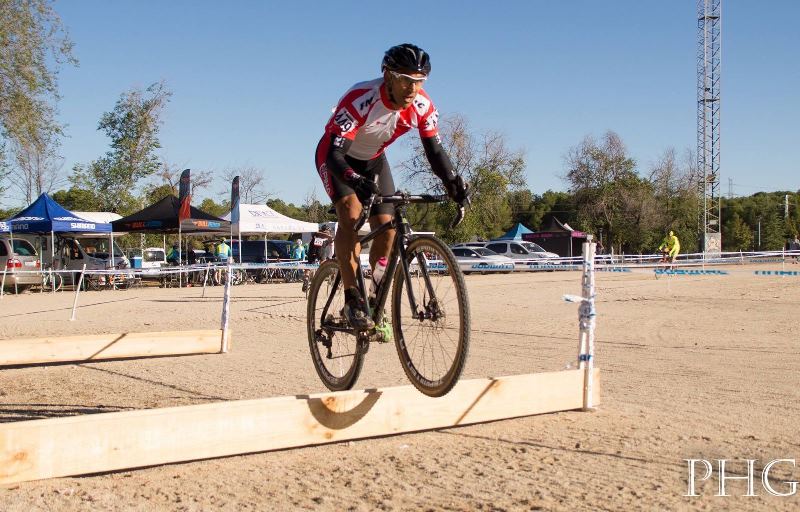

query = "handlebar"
353;174;470;232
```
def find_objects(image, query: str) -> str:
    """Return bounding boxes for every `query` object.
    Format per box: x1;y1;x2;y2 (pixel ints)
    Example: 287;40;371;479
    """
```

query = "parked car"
1;236;41;292
483;240;560;268
230;239;293;263
450;246;515;274
451;242;489;249
520;241;560;259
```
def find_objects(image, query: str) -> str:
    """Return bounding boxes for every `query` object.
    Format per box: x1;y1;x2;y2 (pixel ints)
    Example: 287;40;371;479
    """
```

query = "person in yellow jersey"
658;231;680;267
215;239;231;262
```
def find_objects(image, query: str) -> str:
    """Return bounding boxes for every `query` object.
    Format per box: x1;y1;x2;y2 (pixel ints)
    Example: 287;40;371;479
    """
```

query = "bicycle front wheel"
391;235;470;397
307;259;365;391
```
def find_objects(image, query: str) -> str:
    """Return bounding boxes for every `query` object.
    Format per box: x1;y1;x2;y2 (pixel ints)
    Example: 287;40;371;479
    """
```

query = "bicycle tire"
391;235;470;397
307;259;365;391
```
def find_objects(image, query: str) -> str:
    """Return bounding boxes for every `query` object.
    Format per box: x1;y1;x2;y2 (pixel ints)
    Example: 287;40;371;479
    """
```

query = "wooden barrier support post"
578;237;597;411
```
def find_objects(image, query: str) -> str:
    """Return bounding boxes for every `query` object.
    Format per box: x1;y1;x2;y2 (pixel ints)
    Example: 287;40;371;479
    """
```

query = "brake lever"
449;192;471;229
354;174;380;232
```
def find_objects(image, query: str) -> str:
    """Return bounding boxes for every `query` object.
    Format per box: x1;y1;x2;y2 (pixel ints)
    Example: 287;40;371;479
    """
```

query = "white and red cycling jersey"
317;77;440;162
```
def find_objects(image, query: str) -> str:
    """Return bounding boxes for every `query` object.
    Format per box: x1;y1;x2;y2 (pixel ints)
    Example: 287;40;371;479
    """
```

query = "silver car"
484;241;560;268
0;236;41;292
451;246;515;274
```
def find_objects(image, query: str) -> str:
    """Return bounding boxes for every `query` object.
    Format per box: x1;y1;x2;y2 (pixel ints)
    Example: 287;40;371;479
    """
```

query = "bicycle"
306;191;470;397
40;269;64;292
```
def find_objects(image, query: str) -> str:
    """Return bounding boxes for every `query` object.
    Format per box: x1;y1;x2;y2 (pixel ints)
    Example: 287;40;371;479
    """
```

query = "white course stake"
70;265;87;321
220;261;232;353
202;264;210;298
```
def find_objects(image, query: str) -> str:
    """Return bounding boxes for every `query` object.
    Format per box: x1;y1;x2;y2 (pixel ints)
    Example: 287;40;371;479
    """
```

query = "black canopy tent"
522;217;588;258
112;196;230;284
111;195;229;234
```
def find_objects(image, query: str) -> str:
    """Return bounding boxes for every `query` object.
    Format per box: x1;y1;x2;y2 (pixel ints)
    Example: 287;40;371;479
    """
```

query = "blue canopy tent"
3;193;111;234
3;193;113;269
494;223;534;241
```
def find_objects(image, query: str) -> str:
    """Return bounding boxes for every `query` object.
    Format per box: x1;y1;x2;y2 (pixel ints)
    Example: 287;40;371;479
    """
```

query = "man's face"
384;69;426;109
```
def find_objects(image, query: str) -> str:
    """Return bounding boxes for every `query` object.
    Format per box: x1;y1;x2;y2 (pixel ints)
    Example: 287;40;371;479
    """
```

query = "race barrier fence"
0;245;601;484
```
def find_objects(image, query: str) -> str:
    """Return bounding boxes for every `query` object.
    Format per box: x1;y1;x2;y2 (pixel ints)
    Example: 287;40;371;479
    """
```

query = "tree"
723;213;753;251
6;132;65;203
145;162;214;199
303;189;328;223
648;148;700;252
0;141;9;199
198;197;228;218
221;166;271;204
399;114;526;242
563;131;645;251
0;0;76;203
70;81;172;212
51;187;98;212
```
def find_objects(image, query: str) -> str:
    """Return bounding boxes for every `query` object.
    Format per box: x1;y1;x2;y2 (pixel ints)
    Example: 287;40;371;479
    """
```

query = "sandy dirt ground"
0;263;799;511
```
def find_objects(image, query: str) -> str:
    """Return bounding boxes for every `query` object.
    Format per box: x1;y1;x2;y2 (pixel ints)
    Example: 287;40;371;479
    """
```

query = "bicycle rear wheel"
307;259;365;391
391;235;470;397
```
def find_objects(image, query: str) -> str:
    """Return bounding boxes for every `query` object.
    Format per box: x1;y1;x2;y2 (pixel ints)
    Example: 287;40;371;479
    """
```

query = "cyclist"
658;231;680;266
303;225;334;292
315;43;468;330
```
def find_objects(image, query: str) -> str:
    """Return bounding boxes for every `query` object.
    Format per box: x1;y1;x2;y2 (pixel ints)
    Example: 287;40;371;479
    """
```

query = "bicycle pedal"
374;318;393;343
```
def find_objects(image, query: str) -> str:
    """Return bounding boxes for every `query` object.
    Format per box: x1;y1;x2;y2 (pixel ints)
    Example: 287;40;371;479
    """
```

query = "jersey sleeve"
324;88;369;141
416;91;440;138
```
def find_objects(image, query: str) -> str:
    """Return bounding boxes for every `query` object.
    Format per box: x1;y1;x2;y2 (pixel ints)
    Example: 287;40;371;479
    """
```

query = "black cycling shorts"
315;144;395;217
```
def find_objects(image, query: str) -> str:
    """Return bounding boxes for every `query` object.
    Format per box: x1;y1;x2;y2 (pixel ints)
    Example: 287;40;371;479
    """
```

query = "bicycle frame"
318;195;443;333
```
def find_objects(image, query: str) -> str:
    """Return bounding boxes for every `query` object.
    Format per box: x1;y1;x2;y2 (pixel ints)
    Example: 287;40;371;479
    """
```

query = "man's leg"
335;194;374;329
335;194;362;290
367;213;395;270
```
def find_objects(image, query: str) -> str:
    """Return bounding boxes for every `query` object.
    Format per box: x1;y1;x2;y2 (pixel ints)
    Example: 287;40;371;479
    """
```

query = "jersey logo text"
334;108;356;134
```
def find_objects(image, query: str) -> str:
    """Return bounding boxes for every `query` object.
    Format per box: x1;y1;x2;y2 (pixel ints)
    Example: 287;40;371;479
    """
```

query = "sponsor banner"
654;269;729;276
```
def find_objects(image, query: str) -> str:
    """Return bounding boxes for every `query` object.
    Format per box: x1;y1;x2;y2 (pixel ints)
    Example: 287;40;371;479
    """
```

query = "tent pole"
50;230;56;294
178;226;182;288
1;224;12;296
9;228;17;295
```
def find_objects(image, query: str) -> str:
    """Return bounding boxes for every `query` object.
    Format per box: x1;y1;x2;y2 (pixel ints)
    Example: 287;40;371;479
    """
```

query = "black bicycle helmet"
382;43;431;75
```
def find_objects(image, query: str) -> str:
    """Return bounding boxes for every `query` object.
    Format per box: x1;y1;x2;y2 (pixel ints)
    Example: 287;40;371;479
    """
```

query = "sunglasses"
388;70;428;86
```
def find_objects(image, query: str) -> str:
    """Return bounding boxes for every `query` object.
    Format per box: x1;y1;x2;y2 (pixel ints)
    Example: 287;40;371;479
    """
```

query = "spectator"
167;243;181;265
216;239;231;262
292;238;306;261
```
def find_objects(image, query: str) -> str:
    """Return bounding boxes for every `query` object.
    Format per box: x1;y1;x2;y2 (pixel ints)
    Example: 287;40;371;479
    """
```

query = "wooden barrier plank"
0;368;599;484
0;330;226;366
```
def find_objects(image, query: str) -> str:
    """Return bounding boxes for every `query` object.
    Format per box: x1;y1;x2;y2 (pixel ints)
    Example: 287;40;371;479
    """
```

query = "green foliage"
723;213;753;251
51;187;99;212
69;82;172;213
199;197;228;218
398;115;526;242
145;183;176;204
0;0;76;148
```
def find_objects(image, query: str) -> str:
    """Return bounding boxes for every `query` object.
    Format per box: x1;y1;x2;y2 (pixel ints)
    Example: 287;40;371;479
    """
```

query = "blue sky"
37;0;800;208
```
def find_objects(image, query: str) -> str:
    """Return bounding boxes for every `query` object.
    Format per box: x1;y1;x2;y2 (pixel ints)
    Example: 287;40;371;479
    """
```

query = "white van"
22;235;131;272
484;240;560;266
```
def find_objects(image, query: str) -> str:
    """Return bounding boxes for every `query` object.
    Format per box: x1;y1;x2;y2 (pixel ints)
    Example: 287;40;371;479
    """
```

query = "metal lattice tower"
697;0;722;254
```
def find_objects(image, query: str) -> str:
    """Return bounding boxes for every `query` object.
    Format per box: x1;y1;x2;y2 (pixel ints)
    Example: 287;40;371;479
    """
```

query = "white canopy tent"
72;212;123;224
223;204;318;234
223;204;319;263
